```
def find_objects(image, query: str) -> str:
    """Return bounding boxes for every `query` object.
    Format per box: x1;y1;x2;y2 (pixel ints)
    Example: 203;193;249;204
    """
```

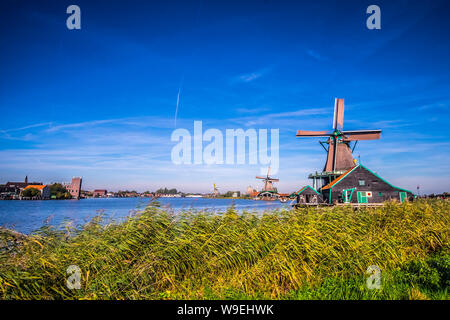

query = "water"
0;198;290;234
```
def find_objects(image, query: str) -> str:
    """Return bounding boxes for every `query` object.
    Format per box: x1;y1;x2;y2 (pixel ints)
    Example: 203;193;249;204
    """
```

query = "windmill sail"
333;98;345;131
342;130;381;141
297;98;381;173
296;130;331;137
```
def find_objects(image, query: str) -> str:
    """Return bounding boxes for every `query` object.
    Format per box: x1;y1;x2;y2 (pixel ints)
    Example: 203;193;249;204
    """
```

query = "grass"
0;199;448;300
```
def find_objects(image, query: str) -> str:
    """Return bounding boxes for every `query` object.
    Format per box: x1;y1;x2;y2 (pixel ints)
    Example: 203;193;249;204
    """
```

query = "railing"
292;202;385;208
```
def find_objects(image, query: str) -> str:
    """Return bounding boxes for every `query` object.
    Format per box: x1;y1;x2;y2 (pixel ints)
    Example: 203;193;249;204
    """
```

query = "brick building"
93;189;107;198
64;177;82;199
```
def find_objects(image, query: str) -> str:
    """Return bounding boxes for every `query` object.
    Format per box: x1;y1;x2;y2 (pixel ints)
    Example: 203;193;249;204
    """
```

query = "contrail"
174;76;184;128
174;89;181;128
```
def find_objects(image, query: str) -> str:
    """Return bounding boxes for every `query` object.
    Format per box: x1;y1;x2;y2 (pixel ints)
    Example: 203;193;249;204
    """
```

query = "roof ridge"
321;165;358;190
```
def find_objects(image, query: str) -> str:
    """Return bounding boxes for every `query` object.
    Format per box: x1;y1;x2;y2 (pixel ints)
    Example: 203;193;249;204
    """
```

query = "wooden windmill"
213;183;219;197
296;98;381;188
256;167;279;192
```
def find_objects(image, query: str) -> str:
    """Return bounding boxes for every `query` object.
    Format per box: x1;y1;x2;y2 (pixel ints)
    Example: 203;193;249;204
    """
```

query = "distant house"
93;189;108;198
4;182;29;189
24;185;50;199
0;186;19;199
5;176;42;190
249;190;259;198
258;190;278;201
142;192;154;198
321;165;414;204
293;185;322;204
2;176;43;198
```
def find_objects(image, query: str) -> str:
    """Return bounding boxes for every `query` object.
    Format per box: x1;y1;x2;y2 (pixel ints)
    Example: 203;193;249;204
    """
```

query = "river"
0;198;291;234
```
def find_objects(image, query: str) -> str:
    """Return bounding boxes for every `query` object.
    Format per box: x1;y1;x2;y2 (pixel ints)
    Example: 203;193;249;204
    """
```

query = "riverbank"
0;227;27;253
0;199;448;299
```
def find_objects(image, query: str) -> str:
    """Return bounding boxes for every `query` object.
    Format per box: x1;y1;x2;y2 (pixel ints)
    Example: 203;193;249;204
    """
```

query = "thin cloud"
1;122;52;133
416;101;449;110
231;67;272;84
239;72;262;82
235;107;271;114
45;119;120;133
231;107;330;126
306;49;328;62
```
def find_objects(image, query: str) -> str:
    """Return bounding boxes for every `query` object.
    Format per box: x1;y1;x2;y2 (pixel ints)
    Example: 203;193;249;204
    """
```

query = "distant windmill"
296;98;382;188
213;183;219;197
256;167;279;192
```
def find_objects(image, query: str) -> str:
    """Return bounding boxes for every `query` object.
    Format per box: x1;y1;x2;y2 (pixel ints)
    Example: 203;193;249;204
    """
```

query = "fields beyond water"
0;199;448;300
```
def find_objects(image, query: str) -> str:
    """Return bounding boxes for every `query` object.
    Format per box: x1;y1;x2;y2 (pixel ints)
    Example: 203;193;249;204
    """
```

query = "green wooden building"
320;164;414;204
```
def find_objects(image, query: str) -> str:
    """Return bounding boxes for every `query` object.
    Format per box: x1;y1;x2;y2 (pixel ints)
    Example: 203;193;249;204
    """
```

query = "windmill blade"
324;138;335;172
267;166;271;177
296;130;332;137
333;98;345;130
343;130;381;141
268;178;280;182
333;136;338;171
256;176;266;179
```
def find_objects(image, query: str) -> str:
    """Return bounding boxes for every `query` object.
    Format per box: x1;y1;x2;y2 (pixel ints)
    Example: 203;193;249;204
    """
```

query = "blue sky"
0;0;449;194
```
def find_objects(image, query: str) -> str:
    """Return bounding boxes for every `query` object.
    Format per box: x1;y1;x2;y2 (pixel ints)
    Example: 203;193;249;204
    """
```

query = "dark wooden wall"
323;166;413;203
296;187;323;203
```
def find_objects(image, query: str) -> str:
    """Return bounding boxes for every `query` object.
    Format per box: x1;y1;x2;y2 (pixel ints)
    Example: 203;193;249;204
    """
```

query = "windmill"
296;98;381;189
256;167;279;192
213;183;219;197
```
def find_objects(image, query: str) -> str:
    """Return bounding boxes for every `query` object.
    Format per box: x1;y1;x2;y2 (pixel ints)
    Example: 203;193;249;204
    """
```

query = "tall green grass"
0;199;448;299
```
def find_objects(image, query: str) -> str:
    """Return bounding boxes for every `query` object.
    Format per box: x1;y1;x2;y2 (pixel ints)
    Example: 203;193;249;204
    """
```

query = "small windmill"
296;98;382;188
213;183;219;197
256;167;279;192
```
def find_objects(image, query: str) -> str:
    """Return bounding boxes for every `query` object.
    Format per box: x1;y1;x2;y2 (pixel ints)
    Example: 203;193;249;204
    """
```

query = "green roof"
294;185;320;195
258;190;277;195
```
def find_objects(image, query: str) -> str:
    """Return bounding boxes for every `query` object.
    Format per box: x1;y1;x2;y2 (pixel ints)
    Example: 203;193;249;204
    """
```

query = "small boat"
278;193;290;203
